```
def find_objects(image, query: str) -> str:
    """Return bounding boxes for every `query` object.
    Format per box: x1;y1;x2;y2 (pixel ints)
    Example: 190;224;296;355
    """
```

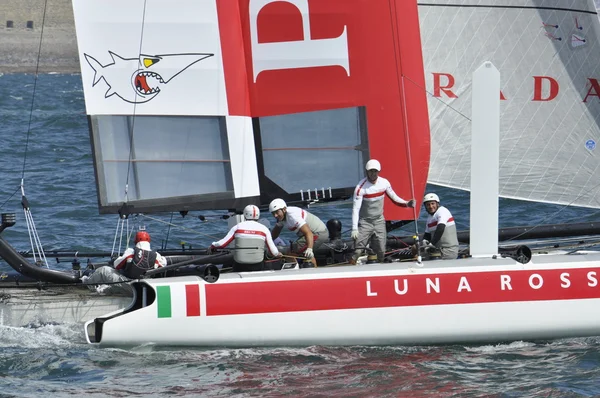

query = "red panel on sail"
217;0;430;220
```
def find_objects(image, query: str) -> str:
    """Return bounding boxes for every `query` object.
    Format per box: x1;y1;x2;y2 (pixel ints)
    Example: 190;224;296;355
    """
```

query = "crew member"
209;204;282;272
114;230;167;278
258;218;287;247
351;159;416;263
421;193;459;260
269;198;328;267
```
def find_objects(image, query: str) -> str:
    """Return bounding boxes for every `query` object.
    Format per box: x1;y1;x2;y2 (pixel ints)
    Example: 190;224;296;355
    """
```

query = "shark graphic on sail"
84;52;213;103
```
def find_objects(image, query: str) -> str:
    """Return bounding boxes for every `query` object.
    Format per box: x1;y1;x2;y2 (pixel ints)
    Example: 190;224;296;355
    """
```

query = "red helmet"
135;231;151;243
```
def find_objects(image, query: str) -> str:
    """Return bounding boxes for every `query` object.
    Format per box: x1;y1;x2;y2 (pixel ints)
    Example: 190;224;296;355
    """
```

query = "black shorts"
233;261;265;272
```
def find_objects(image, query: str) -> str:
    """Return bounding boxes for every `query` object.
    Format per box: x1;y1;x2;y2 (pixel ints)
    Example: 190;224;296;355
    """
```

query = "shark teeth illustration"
135;71;165;95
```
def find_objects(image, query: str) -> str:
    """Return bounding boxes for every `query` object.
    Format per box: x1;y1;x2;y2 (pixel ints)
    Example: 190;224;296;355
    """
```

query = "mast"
470;62;500;258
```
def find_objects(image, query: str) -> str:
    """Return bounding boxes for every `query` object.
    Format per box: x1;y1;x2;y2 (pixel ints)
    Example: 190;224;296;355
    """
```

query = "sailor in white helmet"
351;159;415;263
208;204;282;272
421;193;458;260
269;198;328;267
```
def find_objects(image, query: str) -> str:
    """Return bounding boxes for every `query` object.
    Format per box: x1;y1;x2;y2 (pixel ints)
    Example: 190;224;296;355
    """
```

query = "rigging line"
504;179;600;243
163;212;175;251
389;41;600;244
127;217;133;246
0;187;20;210
401;73;600;233
417;3;598;15
23;210;37;263
24;209;48;267
21;0;49;181
30;212;49;267
111;216;122;257
139;214;221;240
123;0;149;201
387;0;420;235
401;73;472;122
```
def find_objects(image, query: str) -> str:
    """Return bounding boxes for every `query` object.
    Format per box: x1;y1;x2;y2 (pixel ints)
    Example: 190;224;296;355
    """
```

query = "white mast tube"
470;62;500;258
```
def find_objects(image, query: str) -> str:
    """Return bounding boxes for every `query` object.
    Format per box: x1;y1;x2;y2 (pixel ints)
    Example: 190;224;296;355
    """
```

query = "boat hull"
86;253;600;347
0;285;132;327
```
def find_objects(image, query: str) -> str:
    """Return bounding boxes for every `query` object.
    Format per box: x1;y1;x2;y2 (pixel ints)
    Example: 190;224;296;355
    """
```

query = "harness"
123;246;157;279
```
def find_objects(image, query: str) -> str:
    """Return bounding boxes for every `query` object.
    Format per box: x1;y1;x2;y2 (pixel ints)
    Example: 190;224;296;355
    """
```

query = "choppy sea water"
1;73;600;396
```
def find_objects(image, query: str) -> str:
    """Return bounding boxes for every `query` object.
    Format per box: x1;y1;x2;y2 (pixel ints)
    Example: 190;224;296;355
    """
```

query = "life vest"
123;247;158;279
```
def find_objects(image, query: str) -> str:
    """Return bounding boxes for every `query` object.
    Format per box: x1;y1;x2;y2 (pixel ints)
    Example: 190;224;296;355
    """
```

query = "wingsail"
73;0;430;220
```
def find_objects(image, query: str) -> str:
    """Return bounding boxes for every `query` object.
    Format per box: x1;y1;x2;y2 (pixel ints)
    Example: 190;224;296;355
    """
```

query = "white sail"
420;0;600;208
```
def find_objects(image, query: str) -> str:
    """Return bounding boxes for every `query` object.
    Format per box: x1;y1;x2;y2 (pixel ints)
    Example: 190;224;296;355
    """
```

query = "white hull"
86;253;600;347
0;286;131;327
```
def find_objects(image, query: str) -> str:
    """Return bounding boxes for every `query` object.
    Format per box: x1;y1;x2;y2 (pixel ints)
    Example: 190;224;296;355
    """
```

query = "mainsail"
72;0;430;220
420;0;600;208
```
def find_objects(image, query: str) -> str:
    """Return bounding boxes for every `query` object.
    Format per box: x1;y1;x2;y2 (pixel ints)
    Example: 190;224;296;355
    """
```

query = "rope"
20;0;49;181
400;70;600;245
123;0;149;192
23;206;49;268
0;187;19;211
500;180;600;243
109;0;148;247
139;213;221;240
14;0;50;268
111;216;121;257
163;212;175;251
401;74;472;122
282;254;307;260
387;0;422;260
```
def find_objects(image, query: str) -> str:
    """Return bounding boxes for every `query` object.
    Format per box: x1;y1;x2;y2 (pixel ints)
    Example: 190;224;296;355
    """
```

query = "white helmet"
365;159;381;171
269;198;287;213
423;193;440;203
243;204;260;220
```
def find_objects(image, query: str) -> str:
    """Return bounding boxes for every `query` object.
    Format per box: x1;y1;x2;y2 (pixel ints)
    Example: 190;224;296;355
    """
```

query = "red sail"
218;0;430;220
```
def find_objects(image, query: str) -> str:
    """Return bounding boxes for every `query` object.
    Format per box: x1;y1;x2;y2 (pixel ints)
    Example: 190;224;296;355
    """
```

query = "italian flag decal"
156;284;201;318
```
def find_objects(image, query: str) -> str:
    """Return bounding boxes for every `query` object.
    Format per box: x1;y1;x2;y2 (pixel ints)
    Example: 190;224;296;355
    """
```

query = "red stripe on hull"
206;268;600;316
186;284;201;317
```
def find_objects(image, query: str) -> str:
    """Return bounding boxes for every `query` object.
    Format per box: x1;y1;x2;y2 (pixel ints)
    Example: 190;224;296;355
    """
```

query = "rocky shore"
0;0;79;73
0;27;80;73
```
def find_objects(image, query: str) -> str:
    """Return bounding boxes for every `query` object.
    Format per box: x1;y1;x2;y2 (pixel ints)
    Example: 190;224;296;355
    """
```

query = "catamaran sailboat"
2;0;600;346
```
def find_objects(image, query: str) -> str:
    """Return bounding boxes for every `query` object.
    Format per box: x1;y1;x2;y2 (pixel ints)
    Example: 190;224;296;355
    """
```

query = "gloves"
207;245;216;254
303;247;314;259
407;199;416;208
351;229;359;240
420;239;435;250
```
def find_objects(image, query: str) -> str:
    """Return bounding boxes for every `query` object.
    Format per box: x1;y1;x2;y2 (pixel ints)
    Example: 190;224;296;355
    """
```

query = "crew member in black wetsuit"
114;230;167;278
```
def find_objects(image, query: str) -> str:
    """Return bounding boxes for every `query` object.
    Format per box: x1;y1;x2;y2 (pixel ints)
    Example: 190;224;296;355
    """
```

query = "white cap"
365;159;381;171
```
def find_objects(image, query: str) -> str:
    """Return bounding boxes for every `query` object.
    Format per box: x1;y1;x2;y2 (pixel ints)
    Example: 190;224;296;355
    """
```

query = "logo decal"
84;51;214;103
586;139;596;151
